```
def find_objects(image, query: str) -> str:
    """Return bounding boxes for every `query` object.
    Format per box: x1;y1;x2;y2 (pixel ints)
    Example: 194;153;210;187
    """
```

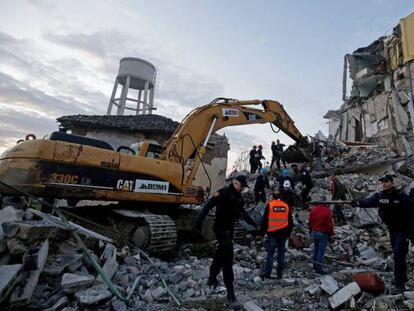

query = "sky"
0;1;413;171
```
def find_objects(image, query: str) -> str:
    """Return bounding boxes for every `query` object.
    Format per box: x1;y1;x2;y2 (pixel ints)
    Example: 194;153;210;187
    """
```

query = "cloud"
0;29;226;154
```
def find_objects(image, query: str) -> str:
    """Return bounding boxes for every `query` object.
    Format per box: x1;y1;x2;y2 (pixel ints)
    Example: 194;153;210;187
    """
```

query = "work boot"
315;269;327;275
206;277;219;287
277;269;283;279
227;291;242;309
392;284;406;294
259;272;271;279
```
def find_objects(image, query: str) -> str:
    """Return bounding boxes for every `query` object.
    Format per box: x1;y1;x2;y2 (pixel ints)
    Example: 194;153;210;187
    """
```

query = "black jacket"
195;184;257;236
254;175;270;192
358;187;414;236
260;199;293;238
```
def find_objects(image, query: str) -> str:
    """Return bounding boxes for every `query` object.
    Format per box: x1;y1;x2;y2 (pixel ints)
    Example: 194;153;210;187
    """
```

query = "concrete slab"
9;270;42;306
320;275;339;295
61;273;95;293
329;282;361;309
244;300;264;311
0;264;22;303
74;284;112;306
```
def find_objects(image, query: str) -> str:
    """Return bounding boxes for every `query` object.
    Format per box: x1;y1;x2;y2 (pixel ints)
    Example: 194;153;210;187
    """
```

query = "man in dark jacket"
300;165;313;205
352;175;414;292
259;191;293;279
255;145;265;172
249;146;257;174
254;168;270;203
270;140;286;170
192;175;258;307
313;140;322;171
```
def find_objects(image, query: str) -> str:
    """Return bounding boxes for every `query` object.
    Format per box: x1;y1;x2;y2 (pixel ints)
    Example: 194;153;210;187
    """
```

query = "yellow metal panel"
400;11;414;64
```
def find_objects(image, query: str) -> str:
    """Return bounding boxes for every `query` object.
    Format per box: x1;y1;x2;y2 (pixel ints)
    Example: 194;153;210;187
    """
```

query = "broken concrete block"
320;275;339;295
61;273;95;293
0;264;22;303
352;272;384;293
328;282;361;309
244;301;264;311
97;243;118;282
43;253;83;276
74;284;112;306
43;296;69;311
9;270;42;306
23;239;49;270
2;220;70;240
6;238;28;255
9;240;49;306
0;206;24;239
151;286;166;300
111;299;127;311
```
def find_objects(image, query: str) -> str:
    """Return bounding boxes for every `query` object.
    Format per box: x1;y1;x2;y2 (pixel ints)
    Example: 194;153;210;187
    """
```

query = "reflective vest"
267;199;289;232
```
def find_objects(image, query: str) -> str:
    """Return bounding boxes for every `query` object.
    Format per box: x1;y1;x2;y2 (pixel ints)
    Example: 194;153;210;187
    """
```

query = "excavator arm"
160;98;309;185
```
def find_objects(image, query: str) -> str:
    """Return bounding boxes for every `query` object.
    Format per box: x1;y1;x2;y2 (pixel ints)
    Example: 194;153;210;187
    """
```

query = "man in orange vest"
259;191;293;279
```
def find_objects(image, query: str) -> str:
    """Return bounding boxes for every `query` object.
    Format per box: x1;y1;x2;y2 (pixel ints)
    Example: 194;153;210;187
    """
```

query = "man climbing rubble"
351;174;414;293
192;175;258;307
254;168;270;203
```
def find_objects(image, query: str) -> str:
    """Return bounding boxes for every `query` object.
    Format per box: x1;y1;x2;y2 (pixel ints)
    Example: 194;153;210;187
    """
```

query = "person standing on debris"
300;165;313;205
192;175;258;307
254;168;271;204
277;168;294;192
308;195;335;275
259;191;293;279
249;145;257;174
254;145;265;173
351;175;414;292
270;140;286;170
313;139;322;172
330;172;347;225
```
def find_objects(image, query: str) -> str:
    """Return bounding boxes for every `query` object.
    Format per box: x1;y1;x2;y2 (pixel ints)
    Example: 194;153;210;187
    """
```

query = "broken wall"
325;11;414;157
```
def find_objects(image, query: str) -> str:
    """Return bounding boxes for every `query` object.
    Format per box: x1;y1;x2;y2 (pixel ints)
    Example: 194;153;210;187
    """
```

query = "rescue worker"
352;175;414;292
259;191;293;279
254;168;270;203
192;175;258;307
277;168;294;192
270;140;286;170
254;145;265;173
313;139;322;172
330;172;347;225
308;195;334;275
300;165;313;205
249;145;257;174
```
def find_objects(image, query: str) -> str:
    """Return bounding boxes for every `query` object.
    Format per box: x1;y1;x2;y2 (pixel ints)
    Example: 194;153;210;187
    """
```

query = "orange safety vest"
267;199;289;232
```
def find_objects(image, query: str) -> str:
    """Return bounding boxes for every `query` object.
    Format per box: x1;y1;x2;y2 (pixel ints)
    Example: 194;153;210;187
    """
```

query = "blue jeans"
312;231;328;272
389;230;409;286
264;236;286;276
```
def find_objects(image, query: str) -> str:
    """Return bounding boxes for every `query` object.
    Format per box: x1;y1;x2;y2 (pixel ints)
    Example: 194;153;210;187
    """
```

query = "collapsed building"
325;12;414;158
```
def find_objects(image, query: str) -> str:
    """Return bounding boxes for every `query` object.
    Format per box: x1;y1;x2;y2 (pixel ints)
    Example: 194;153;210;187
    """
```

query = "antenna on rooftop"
107;57;157;115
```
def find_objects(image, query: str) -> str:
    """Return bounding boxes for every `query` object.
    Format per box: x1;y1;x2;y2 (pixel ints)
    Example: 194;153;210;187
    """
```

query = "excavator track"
112;209;177;257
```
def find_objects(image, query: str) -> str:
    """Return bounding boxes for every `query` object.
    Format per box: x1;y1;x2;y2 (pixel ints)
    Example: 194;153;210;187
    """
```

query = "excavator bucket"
282;143;313;163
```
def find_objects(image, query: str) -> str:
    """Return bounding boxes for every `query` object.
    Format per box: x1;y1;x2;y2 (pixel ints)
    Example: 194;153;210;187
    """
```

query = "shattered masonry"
325;12;414;158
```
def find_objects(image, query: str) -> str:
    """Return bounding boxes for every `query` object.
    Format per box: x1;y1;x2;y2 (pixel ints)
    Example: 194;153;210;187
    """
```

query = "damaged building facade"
57;114;229;193
325;12;414;157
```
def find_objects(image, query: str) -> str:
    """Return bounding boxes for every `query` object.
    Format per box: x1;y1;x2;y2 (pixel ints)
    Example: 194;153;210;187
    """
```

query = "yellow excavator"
0;98;309;255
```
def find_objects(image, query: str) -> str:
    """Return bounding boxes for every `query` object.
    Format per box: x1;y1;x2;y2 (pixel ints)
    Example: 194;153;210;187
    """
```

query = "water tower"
107;57;157;115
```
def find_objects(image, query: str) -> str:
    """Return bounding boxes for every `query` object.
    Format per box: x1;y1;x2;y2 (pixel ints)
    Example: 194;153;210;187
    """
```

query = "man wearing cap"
192;175;258;307
254;168;270;203
352;174;414;292
259;191;293;279
330;172;347;225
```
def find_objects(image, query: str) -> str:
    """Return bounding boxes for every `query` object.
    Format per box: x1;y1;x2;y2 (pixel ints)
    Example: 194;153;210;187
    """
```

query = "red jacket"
308;204;334;236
